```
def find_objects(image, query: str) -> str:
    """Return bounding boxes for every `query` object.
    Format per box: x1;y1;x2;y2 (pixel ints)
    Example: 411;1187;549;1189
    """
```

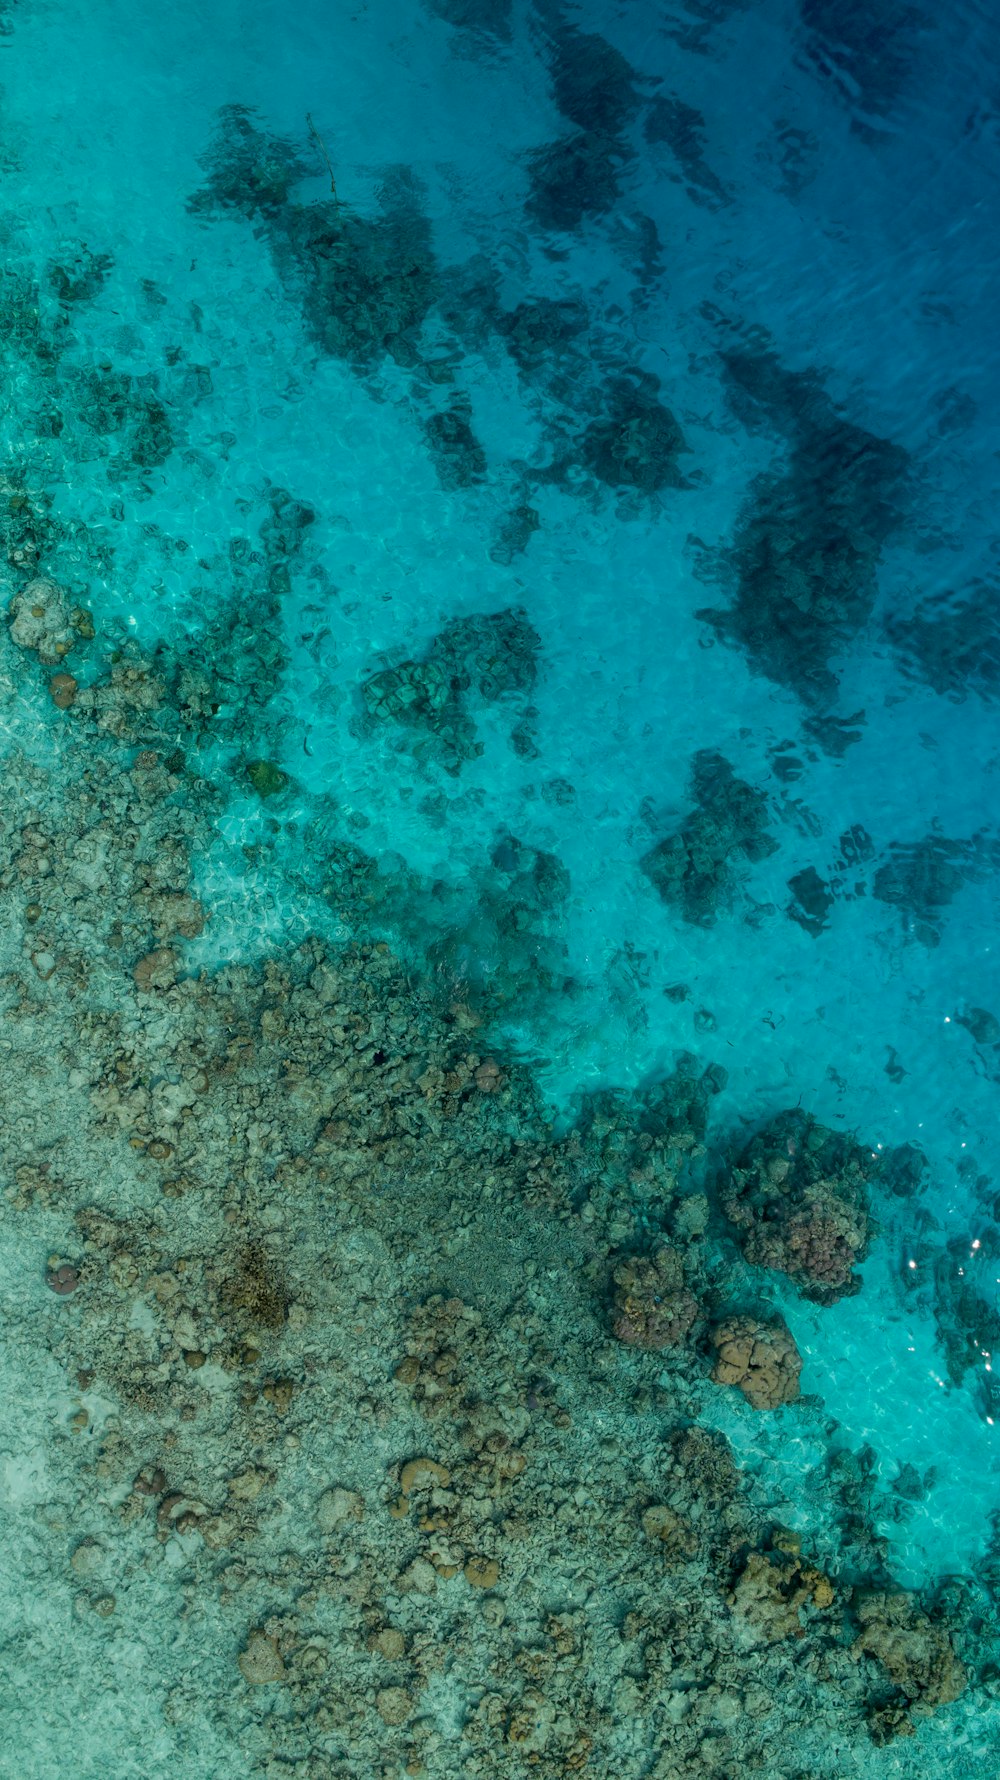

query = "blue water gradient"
3;0;1000;1769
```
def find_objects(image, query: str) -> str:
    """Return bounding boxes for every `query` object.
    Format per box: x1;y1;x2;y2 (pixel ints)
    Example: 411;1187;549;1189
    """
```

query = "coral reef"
640;749;777;925
2;559;977;1775
710;1314;802;1408
360;606;540;774
698;343;908;713
721;1109;875;1303
611;1246;699;1348
853;1590;967;1729
580;374;687;494
0;601;980;1775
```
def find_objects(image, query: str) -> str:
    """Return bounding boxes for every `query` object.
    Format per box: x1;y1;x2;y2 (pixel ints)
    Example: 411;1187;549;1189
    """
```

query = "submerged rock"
239;1629;286;1685
581;375;686;494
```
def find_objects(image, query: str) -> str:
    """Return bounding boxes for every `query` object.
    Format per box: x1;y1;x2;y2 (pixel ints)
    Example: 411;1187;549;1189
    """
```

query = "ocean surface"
2;0;1000;1774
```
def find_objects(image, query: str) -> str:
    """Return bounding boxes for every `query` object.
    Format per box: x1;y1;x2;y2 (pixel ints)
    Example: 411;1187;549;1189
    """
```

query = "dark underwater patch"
360;607;541;775
525;131;626;231
886;579;1000;703
423;0;512;41
697;344;909;713
797;0;926;121
544;23;643;138
645;93;731;208
422;397;487;490
786;864;834;935
640;749;777;926
524;19;644;234
191;109;439;373
580;375;687;494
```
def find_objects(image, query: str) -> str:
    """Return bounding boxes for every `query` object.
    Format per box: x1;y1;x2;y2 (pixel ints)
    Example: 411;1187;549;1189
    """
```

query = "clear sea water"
4;0;1000;1770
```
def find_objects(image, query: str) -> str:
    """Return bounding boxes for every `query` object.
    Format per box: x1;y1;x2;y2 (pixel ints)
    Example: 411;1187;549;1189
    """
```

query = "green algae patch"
246;758;290;799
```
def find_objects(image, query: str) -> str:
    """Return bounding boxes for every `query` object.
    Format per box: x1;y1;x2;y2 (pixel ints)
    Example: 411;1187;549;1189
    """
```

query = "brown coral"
722;1109;874;1304
853;1590;966;1718
610;1245;698;1349
729;1546;835;1645
710;1314;802;1409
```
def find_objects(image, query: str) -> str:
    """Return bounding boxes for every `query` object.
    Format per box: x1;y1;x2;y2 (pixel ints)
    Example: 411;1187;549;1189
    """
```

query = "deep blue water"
3;0;1000;1771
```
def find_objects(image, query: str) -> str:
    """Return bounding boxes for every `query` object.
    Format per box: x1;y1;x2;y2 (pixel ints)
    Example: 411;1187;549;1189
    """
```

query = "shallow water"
3;0;1000;1773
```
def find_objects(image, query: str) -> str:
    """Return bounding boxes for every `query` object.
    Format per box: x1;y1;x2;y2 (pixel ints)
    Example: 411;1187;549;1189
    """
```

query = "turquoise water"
3;0;1000;1773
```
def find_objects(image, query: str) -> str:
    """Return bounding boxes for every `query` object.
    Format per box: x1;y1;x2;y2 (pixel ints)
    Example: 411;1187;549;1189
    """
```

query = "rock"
239;1630;285;1684
228;1467;270;1503
710;1315;802;1409
374;1628;406;1660
867;1700;916;1745
376;1686;412;1725
133;947;178;992
144;891;206;939
201;1513;238;1549
316;1486;364;1532
9;578;75;663
70;1539;104;1578
641;1504;697;1562
397;1557;437;1595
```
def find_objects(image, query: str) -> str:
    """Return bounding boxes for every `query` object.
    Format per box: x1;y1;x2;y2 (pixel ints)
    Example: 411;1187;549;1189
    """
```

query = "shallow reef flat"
0;601;993;1780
